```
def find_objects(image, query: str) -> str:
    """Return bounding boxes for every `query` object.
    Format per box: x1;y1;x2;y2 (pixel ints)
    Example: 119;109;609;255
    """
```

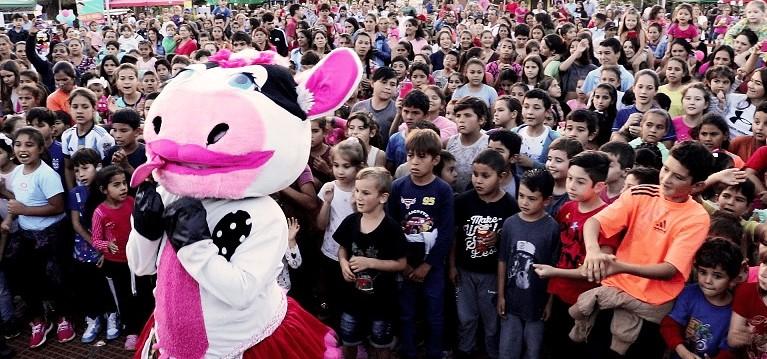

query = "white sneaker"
81;316;101;344
105;313;120;341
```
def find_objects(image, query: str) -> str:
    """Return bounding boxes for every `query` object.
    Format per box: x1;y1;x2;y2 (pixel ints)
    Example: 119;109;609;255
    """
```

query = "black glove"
133;182;165;241
164;197;211;251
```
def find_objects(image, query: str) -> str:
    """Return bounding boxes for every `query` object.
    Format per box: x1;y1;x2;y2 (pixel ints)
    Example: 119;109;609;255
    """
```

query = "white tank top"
367;146;381;167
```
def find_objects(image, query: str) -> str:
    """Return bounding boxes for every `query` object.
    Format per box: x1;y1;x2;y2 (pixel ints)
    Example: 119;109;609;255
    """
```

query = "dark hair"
627;166;659;185
520;168;555;197
708;210;746;252
495;95;522;126
52;61;76;79
300;50;320;66
488;129;522;156
473;149;509;174
722;178;757;204
669;141;714;183
405;128;442;157
409;62;430;77
634;143;663;170
566;109;599;135
111;108;141;130
599;141;636;169
600;37;622;56
71;148;101;167
549;137;583;159
434;150;456;176
84;165;127;226
402;89;430;115
705;65;736;84
289;3;301;17
372;66;397;83
524;88;552;110
231;31;252;45
413;120;441;136
736;28;759;47
26;107;56;128
54;110;72;126
454;96;490;123
13;127;45;150
261;12;275;23
590;83;619;145
390;55;410;70
569;150;610;183
690;113;731;150
694;238;743;279
706;45;735;68
543;34;568;57
514;24;530;38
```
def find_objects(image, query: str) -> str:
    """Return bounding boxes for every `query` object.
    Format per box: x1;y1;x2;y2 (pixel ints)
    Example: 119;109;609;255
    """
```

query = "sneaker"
56;317;75;343
3;320;20;340
29;320;52;348
105;312;120;340
81;316;102;344
124;334;138;351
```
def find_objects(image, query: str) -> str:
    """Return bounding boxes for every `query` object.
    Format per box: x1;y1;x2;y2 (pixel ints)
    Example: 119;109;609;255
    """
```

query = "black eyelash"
240;73;260;92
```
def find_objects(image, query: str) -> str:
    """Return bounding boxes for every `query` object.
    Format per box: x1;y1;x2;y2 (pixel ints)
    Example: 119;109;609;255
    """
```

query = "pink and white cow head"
131;48;363;199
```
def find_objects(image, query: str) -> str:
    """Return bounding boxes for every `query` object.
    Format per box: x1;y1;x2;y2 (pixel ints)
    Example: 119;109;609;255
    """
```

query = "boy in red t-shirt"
579;141;714;357
533;150;619;357
729;249;767;359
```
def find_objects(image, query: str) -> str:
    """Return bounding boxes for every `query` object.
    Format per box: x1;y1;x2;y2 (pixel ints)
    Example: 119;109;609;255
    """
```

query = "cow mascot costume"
126;48;362;358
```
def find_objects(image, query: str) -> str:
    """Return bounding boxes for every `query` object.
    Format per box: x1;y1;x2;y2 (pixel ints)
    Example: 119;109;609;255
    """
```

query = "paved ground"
6;332;133;359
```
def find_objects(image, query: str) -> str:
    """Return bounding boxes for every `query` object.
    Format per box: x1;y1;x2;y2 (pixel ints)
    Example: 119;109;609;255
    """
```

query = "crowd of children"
1;0;767;358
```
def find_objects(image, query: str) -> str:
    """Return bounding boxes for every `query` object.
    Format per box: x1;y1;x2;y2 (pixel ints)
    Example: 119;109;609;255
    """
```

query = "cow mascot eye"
228;73;258;91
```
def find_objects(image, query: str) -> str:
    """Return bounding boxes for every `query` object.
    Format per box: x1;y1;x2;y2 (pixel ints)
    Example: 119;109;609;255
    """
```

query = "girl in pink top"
667;3;699;43
88;165;146;349
672;83;710;142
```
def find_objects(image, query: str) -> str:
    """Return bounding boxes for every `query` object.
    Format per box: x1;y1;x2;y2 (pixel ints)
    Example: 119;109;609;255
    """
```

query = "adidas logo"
653;220;667;233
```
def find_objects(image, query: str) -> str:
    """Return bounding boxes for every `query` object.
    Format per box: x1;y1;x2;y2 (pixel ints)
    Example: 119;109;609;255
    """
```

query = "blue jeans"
339;312;395;348
0;271;13;322
499;313;544;359
455;269;498;358
398;265;445;359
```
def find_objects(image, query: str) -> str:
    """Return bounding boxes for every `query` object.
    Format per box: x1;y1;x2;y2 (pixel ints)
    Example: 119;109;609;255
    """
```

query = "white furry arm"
175;198;288;310
126;221;161;276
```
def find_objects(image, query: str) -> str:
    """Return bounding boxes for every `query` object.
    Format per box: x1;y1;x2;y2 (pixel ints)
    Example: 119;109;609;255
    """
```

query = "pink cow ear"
296;48;363;118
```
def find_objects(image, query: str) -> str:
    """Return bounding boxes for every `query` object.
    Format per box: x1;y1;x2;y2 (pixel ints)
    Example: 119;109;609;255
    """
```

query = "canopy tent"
0;0;37;11
108;0;186;8
206;0;268;5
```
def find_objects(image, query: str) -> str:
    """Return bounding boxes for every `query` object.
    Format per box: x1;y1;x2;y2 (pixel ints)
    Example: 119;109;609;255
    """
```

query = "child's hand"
729;321;755;347
348;256;374;272
322;185;334;203
712;168;747;186
542;295;554;321
480;231;497;247
532;263;555;279
312;156;332;175
496;295;506;318
516;154;534;169
582;251;616;282
575;39;589;54
107;96;119;114
112;149;128;166
7;200;25;216
0;218;10;234
286;217;300;245
108;241;119;254
408;263;431;282
448;266;459;286
716;90;726;110
340;260;356;282
96;256;104;268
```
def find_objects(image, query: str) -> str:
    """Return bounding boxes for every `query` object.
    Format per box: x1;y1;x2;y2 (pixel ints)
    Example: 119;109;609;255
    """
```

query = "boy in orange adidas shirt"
575;141;715;358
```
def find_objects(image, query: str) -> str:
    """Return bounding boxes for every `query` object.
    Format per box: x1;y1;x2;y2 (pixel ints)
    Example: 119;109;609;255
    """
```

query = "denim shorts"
339;312;395;348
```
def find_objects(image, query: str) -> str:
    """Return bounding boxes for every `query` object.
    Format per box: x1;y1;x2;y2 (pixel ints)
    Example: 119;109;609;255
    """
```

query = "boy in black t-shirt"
336;167;407;359
103;108;146;187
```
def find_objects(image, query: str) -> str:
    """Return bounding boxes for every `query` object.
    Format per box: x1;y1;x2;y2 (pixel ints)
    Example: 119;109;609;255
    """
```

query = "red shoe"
56;317;75;343
29;320;52;348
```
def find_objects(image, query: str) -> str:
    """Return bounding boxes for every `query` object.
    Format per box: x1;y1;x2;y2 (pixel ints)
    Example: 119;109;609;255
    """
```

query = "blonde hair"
356;167;393;194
